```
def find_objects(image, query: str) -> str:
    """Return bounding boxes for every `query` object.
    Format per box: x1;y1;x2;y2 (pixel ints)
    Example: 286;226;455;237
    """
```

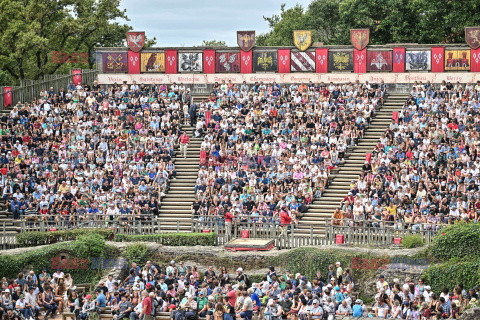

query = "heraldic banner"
278;49;290;73
216;52;240;73
165;50;177;74
367;50;392;72
203;50;215;74
241;50;253;73
128;51;140;74
354;49;367;73
291;51;315;72
472;48;480;72
3;87;12;108
253;51;278;73
103;52;128;73
392;47;405;73
465;27;480;50
405;51;431;71
445;50;470;71
140;53;165;73
315;48;328;73
328;51;353;72
72;69;82;86
431;47;444;73
178;52;203;72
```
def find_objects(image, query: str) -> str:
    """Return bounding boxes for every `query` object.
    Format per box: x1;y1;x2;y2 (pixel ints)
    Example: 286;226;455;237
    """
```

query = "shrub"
431;223;480;260
16;229;115;246
124;243;150;266
113;232;216;246
401;234;425;249
422;259;480;293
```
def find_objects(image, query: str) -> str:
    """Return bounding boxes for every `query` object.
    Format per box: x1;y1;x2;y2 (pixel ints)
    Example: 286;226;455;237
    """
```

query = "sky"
119;0;312;47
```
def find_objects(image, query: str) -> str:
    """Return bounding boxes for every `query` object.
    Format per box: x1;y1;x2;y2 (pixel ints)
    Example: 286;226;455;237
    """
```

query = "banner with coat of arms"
237;31;256;52
216;52;240;72
178;52;203;72
141;53;165;73
328;51;353;72
102;52;128;73
350;29;369;50
253;51;278;72
445;50;470;71
291;51;315;72
405;51;431;71
367;51;393;71
465;27;480;50
127;31;145;53
293;30;312;51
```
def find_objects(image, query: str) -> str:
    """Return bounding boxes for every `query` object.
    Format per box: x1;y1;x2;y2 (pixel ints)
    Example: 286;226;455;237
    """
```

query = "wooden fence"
0;69;98;108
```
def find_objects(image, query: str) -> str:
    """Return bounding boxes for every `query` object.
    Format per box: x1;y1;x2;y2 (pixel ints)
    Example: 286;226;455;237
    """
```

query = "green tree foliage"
257;0;480;46
0;0;133;81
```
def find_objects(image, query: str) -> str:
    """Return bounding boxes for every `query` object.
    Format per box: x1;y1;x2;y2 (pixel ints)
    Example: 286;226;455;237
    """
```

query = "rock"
458;307;480;320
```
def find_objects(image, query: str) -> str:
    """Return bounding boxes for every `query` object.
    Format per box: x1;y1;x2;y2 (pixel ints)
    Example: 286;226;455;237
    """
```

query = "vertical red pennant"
393;47;405;73
278;49;290;73
72;69;82;86
431;47;444;72
165;49;178;74
240;50;252;73
471;48;480;72
3;87;12;108
203;49;215;74
128;50;140;74
354;49;366;73
315;48;328;73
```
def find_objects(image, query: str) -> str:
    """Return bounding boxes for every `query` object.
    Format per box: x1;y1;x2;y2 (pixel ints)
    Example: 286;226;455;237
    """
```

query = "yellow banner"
445;50;470;71
141;53;165;73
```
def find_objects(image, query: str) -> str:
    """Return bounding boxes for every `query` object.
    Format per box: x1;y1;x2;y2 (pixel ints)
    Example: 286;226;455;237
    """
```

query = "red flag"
392;111;399;123
128;50;140;74
240;50;252;73
3;87;12;108
431;47;444;72
203;49;215;74
354;49;366;73
165;49;178;74
278;49;290;73
315;48;328;73
392;47;405;73
366;153;371;163
72;69;82;86
471;48;480;72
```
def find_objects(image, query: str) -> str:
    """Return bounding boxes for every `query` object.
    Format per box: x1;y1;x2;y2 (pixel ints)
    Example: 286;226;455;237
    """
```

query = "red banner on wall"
354;49;366;73
431;47;444;72
3;87;12;108
203;49;215;74
240;50;253;73
315;48;328;73
72;69;82;86
471;48;480;72
393;47;405;73
165;49;178;74
278;49;290;73
128;51;140;74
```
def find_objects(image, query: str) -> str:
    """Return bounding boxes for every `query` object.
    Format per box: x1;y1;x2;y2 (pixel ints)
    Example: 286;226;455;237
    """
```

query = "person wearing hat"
26;286;40;320
197;291;208;317
310;299;324;319
79;294;96;320
15;293;34;320
335;262;343;284
3;308;22;320
423;286;432;303
352;299;363;317
264;297;283;320
2;289;14;310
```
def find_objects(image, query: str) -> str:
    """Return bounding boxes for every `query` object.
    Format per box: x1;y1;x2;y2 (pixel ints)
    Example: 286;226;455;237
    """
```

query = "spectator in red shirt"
140;291;153;320
280;207;292;227
179;131;190;159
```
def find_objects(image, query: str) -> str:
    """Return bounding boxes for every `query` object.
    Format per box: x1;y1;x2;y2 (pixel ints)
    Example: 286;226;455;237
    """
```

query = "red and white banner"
165;49;178;74
392;47;405;73
291;52;315;72
203;49;215;74
278;49;290;73
354;49;366;73
3;87;12;108
471;48;480;72
72;69;82;86
240;50;253;73
431;47;444;73
128;50;140;74
98;72;480;85
315;48;328;73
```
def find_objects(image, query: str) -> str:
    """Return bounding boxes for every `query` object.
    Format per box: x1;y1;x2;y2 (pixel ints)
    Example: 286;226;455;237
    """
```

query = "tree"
200;40;227;47
0;0;134;82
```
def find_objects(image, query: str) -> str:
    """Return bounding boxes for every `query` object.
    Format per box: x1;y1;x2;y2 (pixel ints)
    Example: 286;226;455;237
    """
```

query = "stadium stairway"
296;93;408;236
157;125;201;232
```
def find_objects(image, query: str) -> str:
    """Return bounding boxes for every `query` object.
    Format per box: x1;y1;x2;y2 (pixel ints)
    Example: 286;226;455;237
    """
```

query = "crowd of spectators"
336;80;480;230
191;80;386;229
5;81;196;225
1;260;477;320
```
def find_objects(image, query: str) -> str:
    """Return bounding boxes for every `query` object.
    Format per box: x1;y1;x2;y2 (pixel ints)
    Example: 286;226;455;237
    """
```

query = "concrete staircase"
157;126;201;232
296;93;407;236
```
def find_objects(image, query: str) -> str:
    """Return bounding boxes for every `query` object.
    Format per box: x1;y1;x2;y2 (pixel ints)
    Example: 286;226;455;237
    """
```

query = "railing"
0;69;98;108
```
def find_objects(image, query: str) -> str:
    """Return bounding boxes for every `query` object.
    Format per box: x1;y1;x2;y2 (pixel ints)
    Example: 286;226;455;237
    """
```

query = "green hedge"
422;259;480;293
113;232;217;246
431;223;480;260
0;234;118;284
401;234;425;249
16;229;115;246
